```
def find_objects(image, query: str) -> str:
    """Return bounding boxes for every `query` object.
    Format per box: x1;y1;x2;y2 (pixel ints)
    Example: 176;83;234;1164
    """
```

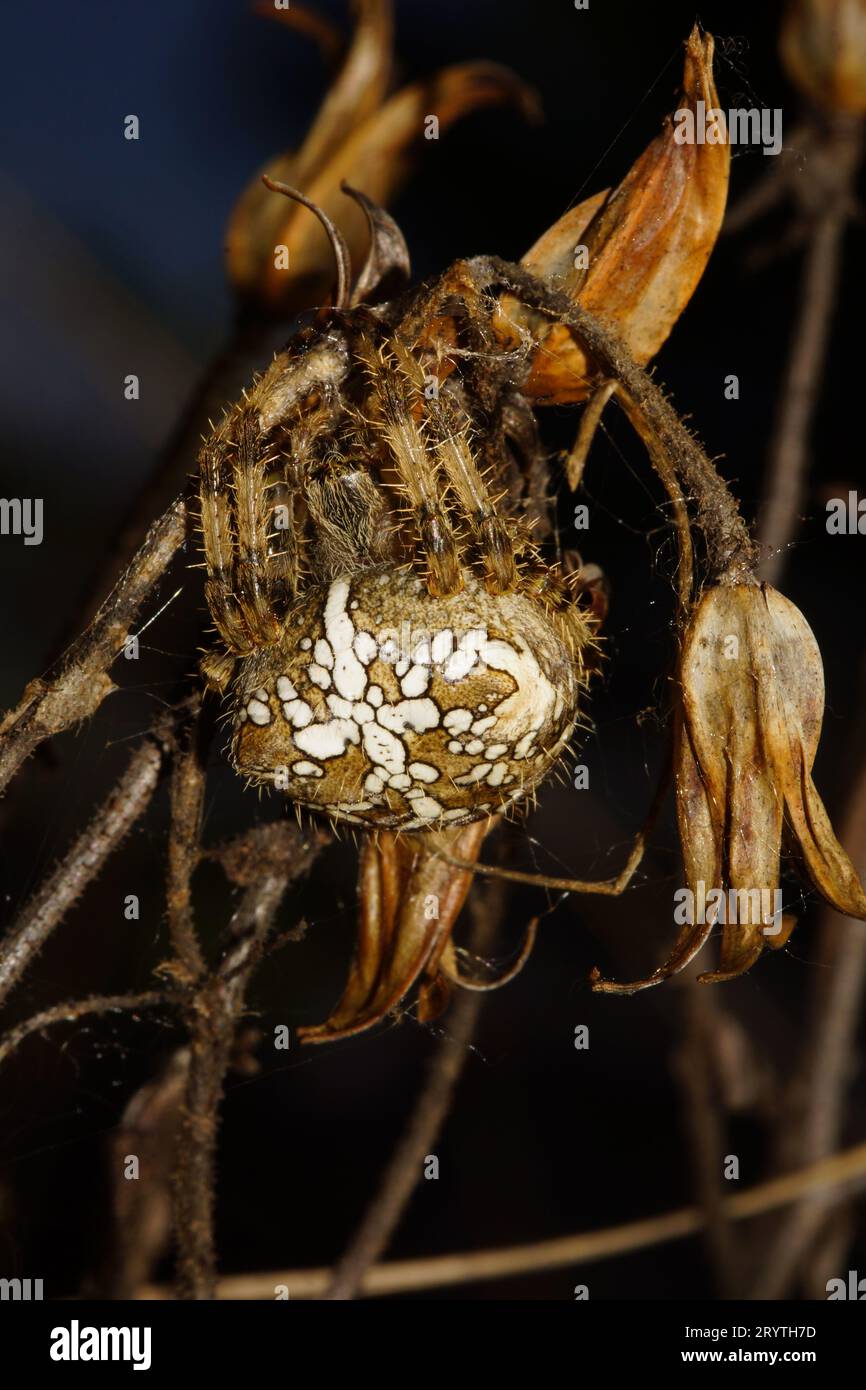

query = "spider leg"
231;411;284;647
198;317;356;665
199;646;237;695
398;262;561;561
387;336;520;594
266;478;300;609
435;733;673;903
359;334;463;597
199;417;255;656
433;421;517;593
199;399;292;662
439;830;646;896
395;258;490;345
280;391;354;588
199;357;347;676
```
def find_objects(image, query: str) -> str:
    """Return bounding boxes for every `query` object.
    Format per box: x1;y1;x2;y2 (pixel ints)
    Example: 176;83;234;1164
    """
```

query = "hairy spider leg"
388;337;519;595
231;412;284;647
199;413;255;656
358;334;464;598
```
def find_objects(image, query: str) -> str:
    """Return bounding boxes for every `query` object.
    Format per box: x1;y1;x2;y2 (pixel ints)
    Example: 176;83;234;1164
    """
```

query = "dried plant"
2;1;866;1304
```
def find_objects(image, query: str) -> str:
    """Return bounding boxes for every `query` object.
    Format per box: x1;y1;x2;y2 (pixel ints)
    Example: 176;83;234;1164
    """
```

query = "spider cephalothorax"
198;185;600;830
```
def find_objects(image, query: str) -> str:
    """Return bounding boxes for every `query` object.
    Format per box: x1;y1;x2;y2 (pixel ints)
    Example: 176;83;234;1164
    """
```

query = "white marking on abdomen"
409;762;439;783
247;698;271;725
282;699;313;729
363;723;405;775
333;649;366;701
376;699;440;735
295;719;360;760
400;665;430;698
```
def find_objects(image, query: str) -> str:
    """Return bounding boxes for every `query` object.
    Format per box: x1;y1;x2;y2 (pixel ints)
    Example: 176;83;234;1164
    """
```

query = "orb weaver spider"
193;183;630;1040
199;183;602;832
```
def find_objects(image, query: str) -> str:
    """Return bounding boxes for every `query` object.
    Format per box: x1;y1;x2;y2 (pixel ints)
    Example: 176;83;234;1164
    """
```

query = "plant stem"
0;739;163;1010
143;1137;866;1300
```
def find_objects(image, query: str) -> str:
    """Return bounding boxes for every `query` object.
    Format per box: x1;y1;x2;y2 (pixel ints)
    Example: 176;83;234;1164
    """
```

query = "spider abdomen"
231;565;591;829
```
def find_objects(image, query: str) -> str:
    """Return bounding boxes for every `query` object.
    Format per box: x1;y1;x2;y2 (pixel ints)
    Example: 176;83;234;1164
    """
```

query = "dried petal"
228;0;393;298
229;10;537;312
495;26;730;403
262;63;537;309
298;820;492;1043
255;1;346;74
286;0;394;185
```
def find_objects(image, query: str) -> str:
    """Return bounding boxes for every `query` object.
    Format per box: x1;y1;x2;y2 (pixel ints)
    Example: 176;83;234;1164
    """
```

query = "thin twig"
0;990;169;1068
104;1047;192;1298
0;497;187;795
0;739;163;1010
324;882;505;1300
757;208;850;584
172;881;284;1299
725;114;864;584
614;386;695;619
324;989;484;1300
171;824;325;1299
563;378;695;620
140;1137;866;1300
749;745;866;1299
166;699;208;983
673;982;739;1298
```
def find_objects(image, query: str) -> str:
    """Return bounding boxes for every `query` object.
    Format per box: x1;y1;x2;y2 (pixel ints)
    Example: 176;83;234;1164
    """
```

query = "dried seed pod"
494;25;730;403
781;0;866;114
593;584;866;992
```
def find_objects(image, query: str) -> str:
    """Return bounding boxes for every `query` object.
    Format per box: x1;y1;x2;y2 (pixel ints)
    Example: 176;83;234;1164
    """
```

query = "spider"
197;182;605;837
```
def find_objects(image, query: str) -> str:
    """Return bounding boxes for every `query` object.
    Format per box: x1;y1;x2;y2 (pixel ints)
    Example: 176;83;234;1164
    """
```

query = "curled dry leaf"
781;0;866;114
592;584;866;993
494;25;730;403
227;0;538;311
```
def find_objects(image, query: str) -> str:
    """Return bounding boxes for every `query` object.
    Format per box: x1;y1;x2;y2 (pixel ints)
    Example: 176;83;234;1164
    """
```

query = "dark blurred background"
1;0;865;1300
